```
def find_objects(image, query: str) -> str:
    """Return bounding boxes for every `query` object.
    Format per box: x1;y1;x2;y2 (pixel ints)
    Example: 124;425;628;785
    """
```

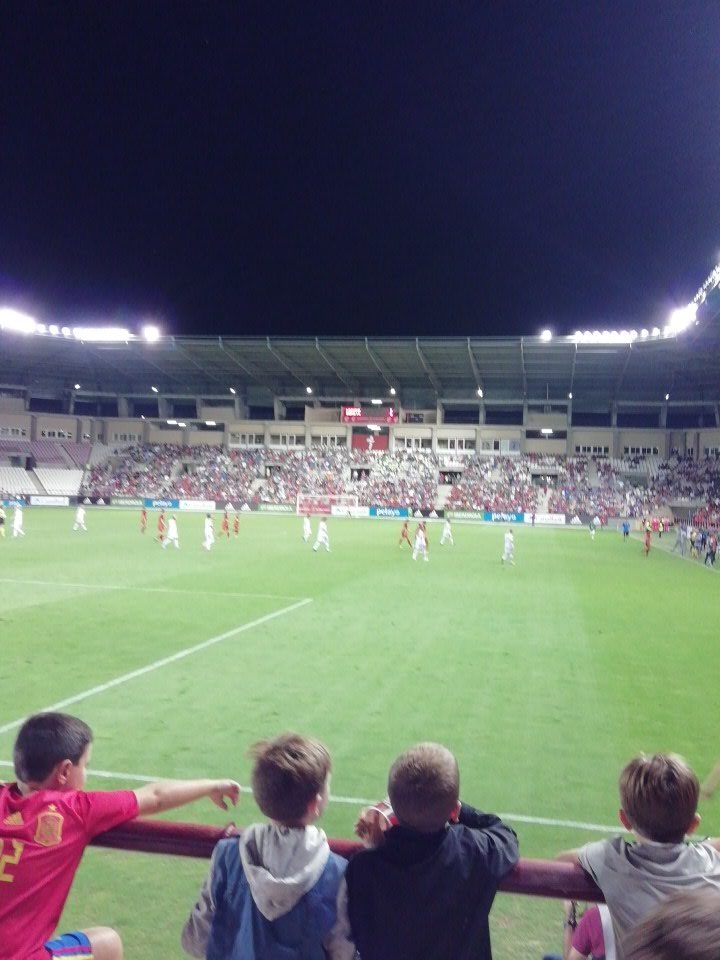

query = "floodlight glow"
72;326;131;342
640;329;649;338
61;327;71;337
306;386;313;394
390;387;396;396
142;324;161;342
667;303;697;334
49;325;59;335
568;392;572;399
0;308;37;334
541;427;554;435
141;415;146;420
665;393;670;401
36;323;46;333
205;420;216;427
229;387;236;395
652;327;660;336
74;383;81;390
367;424;381;431
540;329;552;341
371;398;382;404
477;388;484;398
151;386;159;393
177;422;186;428
167;419;177;425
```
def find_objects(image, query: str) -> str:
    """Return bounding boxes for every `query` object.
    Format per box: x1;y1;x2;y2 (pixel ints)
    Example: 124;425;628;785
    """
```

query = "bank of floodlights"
0;308;162;343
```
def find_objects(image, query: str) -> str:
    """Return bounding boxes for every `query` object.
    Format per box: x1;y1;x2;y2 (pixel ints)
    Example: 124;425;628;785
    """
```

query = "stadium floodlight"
36;323;46;333
0;307;37;334
142;324;161;342
640;329;649;338
74;383;81;390
665;393;670;401
205;420;216;426
167;419;177;425
367;423;381;431
371;398;382;405
151;385;159;393
72;326;131;342
140;415;145;420
390;387;396;396
177;422;186;428
477;387;484;398
667;303;697;335
541;427;554;434
652;327;661;337
229;387;236;395
49;324;60;335
568;392;572;399
306;386;313;394
540;329;552;341
61;327;71;337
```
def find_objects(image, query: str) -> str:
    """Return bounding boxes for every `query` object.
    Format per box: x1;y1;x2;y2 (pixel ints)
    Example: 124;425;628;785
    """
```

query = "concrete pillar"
659;404;668;429
611;402;618;428
117;397;130;418
273;397;284;421
436;402;443;425
522;400;528;427
714;404;720;428
157;395;170;419
478;401;486;425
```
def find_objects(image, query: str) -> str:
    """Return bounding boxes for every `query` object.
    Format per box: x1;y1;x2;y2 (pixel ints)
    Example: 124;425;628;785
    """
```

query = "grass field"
2;508;719;959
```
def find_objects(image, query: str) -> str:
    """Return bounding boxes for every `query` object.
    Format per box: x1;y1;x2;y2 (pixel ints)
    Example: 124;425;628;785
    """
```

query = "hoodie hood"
240;823;330;921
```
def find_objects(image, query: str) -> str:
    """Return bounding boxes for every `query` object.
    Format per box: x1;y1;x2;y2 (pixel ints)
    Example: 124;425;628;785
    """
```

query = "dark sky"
1;2;718;337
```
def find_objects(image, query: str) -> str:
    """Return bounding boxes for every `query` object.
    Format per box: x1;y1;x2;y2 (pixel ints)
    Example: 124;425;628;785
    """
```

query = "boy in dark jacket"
329;742;519;960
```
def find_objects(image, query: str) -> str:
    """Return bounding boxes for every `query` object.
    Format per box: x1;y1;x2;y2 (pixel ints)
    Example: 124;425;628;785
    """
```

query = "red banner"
351;432;389;450
341;406;398;424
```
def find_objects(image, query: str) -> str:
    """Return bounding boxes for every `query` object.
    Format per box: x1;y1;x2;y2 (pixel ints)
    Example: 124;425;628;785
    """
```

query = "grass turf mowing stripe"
0;760;620;833
0;597;313;735
0;577;307;600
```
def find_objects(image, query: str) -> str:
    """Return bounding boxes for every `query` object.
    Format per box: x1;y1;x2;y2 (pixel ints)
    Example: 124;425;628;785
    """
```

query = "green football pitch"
1;508;718;958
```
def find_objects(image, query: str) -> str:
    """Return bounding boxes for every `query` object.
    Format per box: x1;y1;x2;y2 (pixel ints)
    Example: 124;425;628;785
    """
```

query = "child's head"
625;889;720;960
388;742;459;833
250;732;331;827
14;712;93;790
619;753;699;843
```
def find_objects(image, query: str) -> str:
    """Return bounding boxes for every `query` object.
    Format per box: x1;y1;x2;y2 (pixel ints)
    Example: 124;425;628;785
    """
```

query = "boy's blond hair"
619;753;699;843
388;742;459;833
249;732;331;825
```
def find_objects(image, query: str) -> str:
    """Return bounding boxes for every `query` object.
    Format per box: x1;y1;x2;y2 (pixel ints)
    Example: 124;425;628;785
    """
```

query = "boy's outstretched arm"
134;779;240;816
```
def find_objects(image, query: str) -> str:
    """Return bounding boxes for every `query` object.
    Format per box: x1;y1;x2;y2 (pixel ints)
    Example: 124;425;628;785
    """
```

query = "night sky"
1;2;718;337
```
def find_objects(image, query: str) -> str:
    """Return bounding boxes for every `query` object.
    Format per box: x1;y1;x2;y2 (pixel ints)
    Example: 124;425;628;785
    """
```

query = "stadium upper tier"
3;323;720;406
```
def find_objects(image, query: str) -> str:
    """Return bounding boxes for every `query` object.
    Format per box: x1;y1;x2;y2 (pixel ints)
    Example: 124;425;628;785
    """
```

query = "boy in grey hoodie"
182;733;347;960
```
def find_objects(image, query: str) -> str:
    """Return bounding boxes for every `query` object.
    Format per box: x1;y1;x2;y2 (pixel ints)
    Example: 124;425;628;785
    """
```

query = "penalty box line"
0;597;313;737
0;759;618;834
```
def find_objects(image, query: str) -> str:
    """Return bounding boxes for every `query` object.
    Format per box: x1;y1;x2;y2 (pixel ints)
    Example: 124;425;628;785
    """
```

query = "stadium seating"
33;468;84;496
0;466;35;496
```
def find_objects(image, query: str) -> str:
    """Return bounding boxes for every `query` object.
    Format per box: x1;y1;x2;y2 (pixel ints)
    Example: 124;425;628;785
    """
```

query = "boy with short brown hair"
330;742;519;960
558;753;720;960
182;732;346;960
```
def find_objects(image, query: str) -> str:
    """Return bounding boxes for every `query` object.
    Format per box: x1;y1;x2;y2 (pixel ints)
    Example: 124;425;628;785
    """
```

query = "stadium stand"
33;468;84;496
0;466;36;496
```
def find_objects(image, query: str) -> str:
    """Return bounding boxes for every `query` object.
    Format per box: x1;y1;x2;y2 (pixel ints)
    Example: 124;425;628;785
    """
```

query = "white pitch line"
0;577;305;602
0;760;619;833
0;598;313;736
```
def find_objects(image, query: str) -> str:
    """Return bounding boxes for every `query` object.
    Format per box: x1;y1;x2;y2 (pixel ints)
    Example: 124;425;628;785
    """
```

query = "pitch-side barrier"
92;818;603;901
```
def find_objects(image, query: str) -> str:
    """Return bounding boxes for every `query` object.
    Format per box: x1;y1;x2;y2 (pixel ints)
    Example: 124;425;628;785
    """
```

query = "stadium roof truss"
2;320;720;408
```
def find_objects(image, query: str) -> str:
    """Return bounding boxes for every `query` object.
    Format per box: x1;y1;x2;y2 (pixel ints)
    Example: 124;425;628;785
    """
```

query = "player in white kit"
501;528;515;565
163;515;180;549
313;518;330;552
73;505;87;531
303;515;312;543
203;513;215;551
12;505;25;538
440;519;454;545
412;523;429;561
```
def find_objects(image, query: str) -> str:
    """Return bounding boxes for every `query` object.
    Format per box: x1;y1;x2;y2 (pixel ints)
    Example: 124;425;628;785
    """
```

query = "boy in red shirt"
0;712;239;960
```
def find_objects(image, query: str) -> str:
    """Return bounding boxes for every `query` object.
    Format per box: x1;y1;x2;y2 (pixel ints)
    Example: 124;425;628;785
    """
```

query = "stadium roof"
2;285;720;407
2;328;720;408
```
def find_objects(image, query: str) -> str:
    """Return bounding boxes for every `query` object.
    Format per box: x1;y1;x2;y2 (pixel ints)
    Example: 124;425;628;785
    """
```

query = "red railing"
92;818;603;902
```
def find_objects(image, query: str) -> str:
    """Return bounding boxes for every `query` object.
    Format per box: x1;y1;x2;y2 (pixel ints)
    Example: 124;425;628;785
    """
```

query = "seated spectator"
182;732;347;959
624;889;720;960
543;900;616;960
331;741;519;960
557;754;720;959
0;712;239;960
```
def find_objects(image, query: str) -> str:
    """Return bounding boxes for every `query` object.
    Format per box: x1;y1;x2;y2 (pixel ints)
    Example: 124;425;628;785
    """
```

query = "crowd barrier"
92;818;603;902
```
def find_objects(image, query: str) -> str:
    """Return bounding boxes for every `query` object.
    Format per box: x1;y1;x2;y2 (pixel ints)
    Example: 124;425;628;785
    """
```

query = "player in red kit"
233;513;240;538
644;524;651;556
0;712;239;960
221;510;230;539
140;507;147;534
154;509;165;543
398;519;411;548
